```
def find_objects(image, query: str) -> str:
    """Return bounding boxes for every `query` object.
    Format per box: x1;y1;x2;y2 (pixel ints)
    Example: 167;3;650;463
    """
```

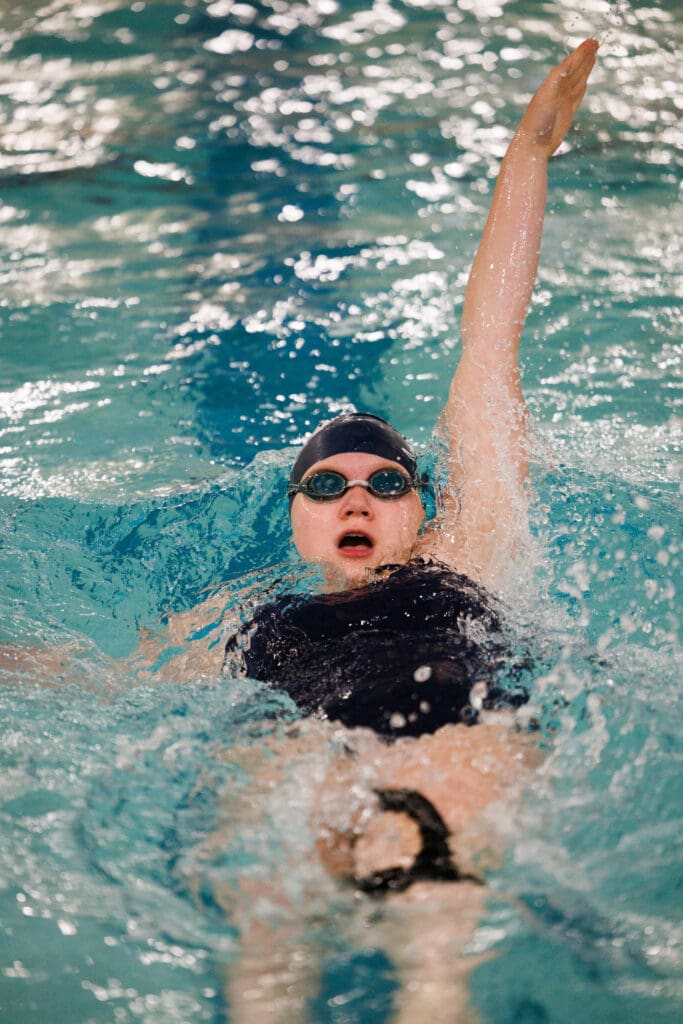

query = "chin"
321;559;374;589
324;550;411;589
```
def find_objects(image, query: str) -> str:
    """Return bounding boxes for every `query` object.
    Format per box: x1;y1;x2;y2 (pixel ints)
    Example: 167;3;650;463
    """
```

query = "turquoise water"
0;1;680;1021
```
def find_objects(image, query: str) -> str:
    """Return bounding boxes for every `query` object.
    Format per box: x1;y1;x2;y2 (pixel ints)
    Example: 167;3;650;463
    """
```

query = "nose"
338;482;374;517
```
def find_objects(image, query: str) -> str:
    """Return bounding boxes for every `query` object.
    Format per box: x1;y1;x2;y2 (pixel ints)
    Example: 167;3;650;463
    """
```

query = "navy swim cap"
289;413;419;490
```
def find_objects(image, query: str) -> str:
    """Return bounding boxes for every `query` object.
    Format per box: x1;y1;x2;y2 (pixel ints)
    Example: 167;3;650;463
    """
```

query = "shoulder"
400;554;489;595
412;515;528;598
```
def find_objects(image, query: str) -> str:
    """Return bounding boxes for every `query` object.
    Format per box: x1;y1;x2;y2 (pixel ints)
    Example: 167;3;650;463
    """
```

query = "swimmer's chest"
240;564;511;739
251;563;495;656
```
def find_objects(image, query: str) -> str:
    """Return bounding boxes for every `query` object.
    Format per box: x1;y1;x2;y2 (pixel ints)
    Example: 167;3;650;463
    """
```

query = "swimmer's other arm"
131;589;232;681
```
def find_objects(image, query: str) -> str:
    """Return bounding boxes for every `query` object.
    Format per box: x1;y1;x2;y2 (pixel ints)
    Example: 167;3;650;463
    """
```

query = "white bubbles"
278;203;305;223
203;29;254;55
133;159;193;184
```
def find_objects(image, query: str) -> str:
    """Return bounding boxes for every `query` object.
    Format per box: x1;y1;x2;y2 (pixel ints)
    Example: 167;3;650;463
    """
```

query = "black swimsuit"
227;559;527;741
225;559;528;893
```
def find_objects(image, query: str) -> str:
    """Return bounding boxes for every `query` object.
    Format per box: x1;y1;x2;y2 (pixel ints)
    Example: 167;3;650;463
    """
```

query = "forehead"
301;451;407;478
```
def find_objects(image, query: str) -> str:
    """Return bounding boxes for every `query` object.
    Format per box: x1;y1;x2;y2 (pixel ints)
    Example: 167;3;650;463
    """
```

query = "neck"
320;560;408;593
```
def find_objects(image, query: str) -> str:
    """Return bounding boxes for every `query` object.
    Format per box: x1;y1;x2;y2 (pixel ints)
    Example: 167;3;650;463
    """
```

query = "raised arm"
423;40;599;586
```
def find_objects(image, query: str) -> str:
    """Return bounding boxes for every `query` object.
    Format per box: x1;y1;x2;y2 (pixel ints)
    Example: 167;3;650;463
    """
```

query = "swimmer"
193;38;598;1024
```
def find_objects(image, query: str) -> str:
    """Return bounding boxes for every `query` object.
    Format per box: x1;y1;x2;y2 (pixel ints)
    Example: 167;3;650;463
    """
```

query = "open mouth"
338;532;374;555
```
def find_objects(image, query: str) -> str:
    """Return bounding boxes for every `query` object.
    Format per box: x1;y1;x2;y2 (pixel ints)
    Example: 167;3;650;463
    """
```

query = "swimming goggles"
287;468;426;502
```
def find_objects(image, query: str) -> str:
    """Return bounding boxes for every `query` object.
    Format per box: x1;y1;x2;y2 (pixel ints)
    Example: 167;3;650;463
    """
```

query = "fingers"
541;38;598;151
515;39;598;154
560;38;599;69
558;38;599;91
538;38;598;111
568;37;600;62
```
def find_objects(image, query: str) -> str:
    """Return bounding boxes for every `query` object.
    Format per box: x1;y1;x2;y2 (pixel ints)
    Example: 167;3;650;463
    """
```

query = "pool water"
0;1;680;1021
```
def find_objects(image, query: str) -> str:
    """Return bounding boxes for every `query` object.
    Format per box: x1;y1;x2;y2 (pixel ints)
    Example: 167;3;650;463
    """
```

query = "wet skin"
289;451;426;587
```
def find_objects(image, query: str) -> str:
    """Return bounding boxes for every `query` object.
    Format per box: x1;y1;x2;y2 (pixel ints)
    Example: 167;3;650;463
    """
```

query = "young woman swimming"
197;38;599;1024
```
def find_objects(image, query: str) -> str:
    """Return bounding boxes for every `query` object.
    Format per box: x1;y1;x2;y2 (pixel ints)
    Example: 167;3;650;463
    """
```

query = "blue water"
0;1;680;1021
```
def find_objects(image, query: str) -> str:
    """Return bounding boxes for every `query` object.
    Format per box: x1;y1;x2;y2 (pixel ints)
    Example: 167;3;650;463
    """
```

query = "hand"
516;38;599;156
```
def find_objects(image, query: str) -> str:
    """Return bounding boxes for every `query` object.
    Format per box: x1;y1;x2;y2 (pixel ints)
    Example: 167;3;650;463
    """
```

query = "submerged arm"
425;40;599;586
131;593;228;681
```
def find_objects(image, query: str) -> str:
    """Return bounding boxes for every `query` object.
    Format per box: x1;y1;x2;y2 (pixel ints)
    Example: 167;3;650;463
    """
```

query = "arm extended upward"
423;39;599;586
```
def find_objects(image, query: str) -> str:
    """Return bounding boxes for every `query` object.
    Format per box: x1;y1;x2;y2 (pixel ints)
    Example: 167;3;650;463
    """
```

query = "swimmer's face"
290;451;425;586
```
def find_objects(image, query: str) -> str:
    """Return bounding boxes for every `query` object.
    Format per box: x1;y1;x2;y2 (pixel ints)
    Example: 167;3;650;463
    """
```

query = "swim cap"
289;413;419;490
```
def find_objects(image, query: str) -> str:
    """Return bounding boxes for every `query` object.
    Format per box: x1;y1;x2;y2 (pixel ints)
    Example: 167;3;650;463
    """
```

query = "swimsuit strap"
352;788;483;896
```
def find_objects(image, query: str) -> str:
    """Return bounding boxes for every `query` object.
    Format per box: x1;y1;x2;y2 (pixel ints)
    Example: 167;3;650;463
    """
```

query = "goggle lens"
307;471;348;497
367;469;411;496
